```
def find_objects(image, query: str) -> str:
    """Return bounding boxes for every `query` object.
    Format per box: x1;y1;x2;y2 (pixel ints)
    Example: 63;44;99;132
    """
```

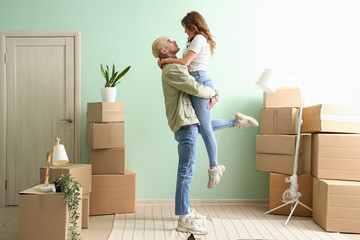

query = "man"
151;36;256;235
152;36;218;235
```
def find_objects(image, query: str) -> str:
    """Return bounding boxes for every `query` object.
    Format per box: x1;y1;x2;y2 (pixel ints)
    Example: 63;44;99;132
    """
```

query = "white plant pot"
101;87;117;102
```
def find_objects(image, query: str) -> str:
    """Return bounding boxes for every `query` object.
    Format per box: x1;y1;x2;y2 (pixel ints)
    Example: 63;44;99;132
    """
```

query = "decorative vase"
101;87;117;102
54;180;62;193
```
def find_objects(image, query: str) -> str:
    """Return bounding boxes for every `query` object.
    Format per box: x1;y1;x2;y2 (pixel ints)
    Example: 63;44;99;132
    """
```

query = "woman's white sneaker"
208;165;226;189
235;112;259;128
176;217;208;235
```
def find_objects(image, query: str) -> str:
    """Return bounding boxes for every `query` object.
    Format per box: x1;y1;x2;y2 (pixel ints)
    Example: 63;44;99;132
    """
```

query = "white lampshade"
256;66;302;93
52;144;69;165
256;68;279;93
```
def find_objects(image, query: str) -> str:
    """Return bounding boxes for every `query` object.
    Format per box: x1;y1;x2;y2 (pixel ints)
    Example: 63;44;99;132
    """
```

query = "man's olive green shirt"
161;63;216;133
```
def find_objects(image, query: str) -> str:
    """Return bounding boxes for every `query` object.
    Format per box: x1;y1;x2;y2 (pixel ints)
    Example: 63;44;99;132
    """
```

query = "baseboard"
136;199;269;204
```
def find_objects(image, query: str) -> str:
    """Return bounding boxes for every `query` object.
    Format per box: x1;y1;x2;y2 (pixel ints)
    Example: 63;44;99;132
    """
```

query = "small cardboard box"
302;104;360;133
313;177;360;233
90;170;135;216
260;108;299;134
264;87;301;108
19;184;82;240
86;122;125;149
270;173;312;217
312;134;360;181
82;193;90;229
89;147;127;174
256;134;311;175
40;163;92;195
87;102;124;123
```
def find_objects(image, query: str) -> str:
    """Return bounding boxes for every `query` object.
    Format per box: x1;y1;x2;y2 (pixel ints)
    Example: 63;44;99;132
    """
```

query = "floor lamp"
38;137;69;192
256;66;312;225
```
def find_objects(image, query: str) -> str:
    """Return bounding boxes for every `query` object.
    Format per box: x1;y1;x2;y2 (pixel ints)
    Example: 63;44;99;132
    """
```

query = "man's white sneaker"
176;217;208;235
189;207;206;219
208;165;225;189
235;112;259;129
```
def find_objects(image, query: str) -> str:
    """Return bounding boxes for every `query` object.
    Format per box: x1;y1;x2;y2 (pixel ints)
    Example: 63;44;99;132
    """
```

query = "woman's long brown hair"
181;11;216;56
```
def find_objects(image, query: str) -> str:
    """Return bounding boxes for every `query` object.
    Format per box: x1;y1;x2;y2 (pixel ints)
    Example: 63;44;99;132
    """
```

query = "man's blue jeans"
174;124;198;215
190;70;235;167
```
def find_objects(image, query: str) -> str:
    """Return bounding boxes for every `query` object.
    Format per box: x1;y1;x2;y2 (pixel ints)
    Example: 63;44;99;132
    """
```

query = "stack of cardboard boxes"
39;164;92;229
256;88;360;233
86;102;135;216
256;87;313;217
19;162;91;239
302;104;360;233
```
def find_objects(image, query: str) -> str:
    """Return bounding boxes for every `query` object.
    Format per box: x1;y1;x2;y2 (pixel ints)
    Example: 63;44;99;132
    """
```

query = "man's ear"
160;48;168;55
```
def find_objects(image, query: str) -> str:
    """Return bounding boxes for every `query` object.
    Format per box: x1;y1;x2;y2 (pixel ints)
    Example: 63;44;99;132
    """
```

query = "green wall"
2;0;360;200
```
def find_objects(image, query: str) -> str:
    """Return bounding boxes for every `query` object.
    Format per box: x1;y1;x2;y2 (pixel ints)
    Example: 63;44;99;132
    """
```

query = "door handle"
60;118;73;123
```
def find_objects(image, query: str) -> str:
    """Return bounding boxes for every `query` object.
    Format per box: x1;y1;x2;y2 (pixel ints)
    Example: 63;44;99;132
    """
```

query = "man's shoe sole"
176;227;208;235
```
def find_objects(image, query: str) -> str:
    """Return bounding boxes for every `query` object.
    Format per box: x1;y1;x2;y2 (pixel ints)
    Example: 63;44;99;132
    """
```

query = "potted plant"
54;173;83;240
100;64;131;102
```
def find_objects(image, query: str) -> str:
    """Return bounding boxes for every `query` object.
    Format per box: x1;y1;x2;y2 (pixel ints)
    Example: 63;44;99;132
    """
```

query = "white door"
5;37;76;205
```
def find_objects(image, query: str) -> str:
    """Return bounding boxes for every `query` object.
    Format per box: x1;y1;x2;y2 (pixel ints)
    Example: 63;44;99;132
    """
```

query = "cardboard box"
89;147;127;174
256;154;310;175
40;163;92;195
313;177;360;233
19;184;82;240
82;193;90;229
312;134;360;181
302;104;360;133
260;108;299;134
87;102;124;123
90;170;135;215
86;122;125;149
264;87;301;108
256;134;311;175
269;173;312;217
256;134;311;155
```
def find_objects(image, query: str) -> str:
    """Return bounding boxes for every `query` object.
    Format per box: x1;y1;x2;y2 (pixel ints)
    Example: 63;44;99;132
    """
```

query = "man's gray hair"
152;36;166;58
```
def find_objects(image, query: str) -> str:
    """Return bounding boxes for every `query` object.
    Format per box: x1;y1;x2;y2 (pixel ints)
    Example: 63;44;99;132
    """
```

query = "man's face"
162;37;180;55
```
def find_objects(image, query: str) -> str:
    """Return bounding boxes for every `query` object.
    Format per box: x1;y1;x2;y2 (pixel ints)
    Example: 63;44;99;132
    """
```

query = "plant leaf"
113;66;131;87
100;64;106;79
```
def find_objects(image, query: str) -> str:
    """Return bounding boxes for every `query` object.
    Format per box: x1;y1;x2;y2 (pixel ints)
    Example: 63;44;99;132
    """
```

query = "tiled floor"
1;206;360;240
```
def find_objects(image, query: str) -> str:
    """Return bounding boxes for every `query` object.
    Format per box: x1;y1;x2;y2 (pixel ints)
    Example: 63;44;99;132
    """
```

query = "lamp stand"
38;138;60;193
264;88;312;225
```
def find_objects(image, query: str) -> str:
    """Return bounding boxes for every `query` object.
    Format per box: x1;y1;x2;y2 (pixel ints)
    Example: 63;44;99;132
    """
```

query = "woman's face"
184;26;196;38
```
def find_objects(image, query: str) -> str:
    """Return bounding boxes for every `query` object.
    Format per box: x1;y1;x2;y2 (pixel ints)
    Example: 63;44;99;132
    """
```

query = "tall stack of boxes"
86;102;135;216
256;87;313;217
302;104;360;233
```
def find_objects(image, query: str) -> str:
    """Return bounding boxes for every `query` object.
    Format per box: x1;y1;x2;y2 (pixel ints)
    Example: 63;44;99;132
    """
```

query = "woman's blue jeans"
190;70;235;167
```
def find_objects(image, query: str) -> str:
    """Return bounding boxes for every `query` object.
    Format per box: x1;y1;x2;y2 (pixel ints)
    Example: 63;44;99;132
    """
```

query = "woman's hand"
157;58;164;69
157;58;170;69
207;90;219;109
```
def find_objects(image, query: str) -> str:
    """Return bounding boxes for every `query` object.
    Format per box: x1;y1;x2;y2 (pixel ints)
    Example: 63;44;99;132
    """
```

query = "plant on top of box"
100;64;131;102
55;173;83;240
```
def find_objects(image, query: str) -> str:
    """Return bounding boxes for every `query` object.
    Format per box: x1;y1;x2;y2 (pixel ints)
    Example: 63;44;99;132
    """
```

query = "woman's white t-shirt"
182;34;210;72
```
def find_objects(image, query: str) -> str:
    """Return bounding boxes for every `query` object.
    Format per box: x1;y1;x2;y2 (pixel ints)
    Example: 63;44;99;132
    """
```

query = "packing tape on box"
274;109;278;133
107;126;112;144
321;115;360;122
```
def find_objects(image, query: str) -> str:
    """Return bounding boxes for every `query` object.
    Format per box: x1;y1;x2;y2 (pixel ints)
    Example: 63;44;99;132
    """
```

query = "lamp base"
265;200;312;225
38;184;55;193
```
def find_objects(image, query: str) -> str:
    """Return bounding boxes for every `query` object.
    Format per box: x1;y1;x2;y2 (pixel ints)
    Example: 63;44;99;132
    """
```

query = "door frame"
0;31;81;206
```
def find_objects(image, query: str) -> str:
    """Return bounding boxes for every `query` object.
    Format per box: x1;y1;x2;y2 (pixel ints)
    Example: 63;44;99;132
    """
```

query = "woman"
158;11;258;189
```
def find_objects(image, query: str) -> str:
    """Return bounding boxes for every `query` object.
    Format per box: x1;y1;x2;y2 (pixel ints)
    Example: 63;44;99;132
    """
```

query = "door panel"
6;37;75;205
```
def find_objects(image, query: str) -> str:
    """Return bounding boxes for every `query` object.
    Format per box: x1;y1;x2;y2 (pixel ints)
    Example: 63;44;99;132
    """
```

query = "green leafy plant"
55;173;83;240
101;64;131;87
